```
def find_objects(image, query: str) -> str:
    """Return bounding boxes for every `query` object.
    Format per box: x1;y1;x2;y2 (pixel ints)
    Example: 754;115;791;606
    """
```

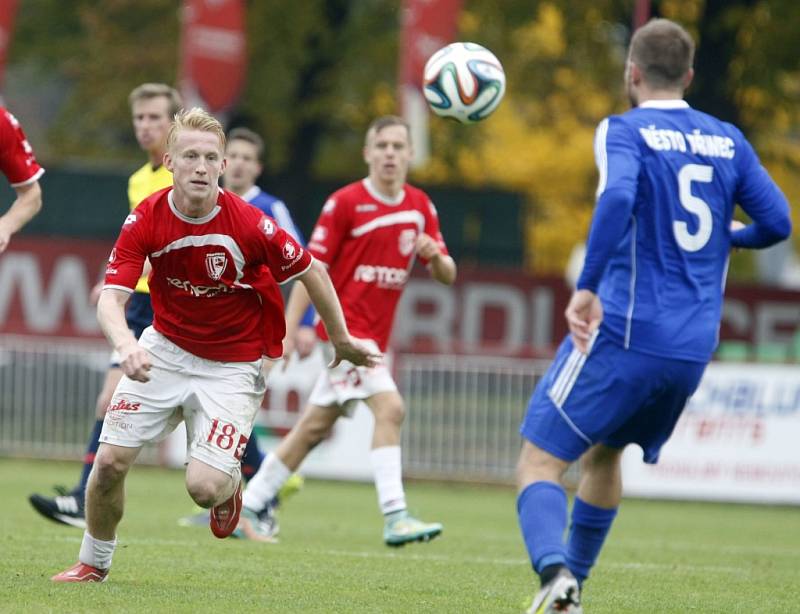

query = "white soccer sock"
242;452;291;511
79;531;117;570
371;446;407;515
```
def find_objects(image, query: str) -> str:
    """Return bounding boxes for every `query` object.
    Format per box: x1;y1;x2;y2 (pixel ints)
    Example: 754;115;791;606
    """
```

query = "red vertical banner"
179;0;247;114
633;0;651;29
398;0;462;166
0;0;19;92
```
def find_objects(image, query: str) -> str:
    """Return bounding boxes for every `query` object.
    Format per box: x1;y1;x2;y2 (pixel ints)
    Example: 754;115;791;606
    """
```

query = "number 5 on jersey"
674;163;714;252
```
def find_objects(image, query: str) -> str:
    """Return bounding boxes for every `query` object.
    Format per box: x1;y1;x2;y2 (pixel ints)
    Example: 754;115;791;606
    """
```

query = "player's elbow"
774;215;792;242
17;181;42;216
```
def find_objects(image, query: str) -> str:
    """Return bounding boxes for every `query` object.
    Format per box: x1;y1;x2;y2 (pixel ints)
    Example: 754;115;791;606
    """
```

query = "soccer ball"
423;42;506;124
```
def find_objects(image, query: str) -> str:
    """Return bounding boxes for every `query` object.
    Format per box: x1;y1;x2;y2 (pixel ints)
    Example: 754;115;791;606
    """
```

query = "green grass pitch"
2;458;798;612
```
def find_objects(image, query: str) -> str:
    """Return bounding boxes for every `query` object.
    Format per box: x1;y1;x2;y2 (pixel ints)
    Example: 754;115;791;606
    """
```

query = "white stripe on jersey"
150;234;250;287
624;217;637;349
548;349;586;408
350;210;425;238
594;117;610;198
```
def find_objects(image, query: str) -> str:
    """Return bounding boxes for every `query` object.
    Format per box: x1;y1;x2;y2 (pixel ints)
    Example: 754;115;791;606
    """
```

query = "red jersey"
104;187;312;361
307;178;448;351
0;107;43;186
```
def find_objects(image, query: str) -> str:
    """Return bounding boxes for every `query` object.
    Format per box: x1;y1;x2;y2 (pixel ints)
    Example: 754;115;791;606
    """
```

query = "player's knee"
373;399;405;428
186;480;222;508
581;445;622;475
92;449;129;490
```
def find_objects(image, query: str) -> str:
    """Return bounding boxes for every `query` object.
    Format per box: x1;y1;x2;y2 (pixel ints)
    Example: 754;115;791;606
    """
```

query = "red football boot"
209;481;242;538
52;562;108;583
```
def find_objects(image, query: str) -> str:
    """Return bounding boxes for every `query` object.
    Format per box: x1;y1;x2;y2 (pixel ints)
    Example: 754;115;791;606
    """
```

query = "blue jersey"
578;100;791;363
241;186;315;328
242;186;306;244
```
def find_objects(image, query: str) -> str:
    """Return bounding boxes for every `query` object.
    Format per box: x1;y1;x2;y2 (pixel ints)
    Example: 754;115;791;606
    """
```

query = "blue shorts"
520;333;706;464
125;291;154;339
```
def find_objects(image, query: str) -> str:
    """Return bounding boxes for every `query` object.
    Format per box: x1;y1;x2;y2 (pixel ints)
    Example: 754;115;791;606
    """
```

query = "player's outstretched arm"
296;260;382;368
0;180;42;253
97;288;152;382
415;233;456;285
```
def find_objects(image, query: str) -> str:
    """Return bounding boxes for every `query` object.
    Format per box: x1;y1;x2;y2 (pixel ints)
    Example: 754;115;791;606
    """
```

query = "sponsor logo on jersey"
166;277;233;297
108;398;141;412
124;213;137;225
108;249;116;263
280;246;305;271
283;241;297;260
356;203;378;212
353;264;408;289
205;252;228;281
398;229;417;256
322;198;336;214
261;217;275;236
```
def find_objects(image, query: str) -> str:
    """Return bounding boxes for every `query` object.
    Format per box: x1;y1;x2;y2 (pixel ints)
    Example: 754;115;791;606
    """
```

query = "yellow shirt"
127;162;173;293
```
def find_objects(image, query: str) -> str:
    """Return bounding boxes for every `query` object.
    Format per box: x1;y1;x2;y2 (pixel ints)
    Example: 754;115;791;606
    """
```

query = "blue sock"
566;496;618;583
517;481;568;578
75;419;104;500
241;436;265;484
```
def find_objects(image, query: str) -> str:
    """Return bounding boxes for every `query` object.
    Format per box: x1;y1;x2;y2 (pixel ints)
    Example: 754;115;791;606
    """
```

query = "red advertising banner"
398;0;462;165
2;238;800;358
398;0;462;94
0;0;19;91
179;0;246;113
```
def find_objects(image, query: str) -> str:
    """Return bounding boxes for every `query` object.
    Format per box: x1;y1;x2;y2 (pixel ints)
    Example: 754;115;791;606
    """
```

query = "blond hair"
166;107;226;151
128;83;183;116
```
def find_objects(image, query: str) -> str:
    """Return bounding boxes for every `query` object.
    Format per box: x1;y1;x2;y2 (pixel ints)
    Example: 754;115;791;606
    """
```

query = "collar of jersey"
362;178;405;206
168;189;222;224
638;99;690;109
241;185;261;202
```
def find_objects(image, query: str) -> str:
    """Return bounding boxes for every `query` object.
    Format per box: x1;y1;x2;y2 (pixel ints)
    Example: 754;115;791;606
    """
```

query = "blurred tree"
9;0;800;276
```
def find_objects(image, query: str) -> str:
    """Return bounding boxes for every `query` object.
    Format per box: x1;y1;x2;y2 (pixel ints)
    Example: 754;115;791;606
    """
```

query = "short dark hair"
128;83;183;116
227;127;265;160
365;115;411;146
629;18;695;89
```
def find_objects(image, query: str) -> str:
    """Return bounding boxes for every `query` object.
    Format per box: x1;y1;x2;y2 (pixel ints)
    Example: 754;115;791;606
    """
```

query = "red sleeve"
256;214;313;283
419;197;449;265
307;194;351;266
0;109;43;186
104;210;149;291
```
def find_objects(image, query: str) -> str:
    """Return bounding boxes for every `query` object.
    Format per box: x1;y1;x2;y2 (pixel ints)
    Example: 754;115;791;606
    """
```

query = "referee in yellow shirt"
29;84;183;528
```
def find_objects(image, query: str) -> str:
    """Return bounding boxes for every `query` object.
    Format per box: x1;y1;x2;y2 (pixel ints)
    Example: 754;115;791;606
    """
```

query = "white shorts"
100;327;269;477
308;340;397;416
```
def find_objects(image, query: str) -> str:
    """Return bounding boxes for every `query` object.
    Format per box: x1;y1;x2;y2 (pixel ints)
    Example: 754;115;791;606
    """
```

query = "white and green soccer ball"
423;42;506;124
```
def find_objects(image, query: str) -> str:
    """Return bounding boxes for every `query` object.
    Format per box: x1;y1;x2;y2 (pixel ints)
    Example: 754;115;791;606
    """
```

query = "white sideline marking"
40;535;751;575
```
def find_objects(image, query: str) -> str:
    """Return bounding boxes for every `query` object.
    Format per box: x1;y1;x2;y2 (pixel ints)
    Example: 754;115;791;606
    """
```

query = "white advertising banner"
253;345;375;482
622;362;800;504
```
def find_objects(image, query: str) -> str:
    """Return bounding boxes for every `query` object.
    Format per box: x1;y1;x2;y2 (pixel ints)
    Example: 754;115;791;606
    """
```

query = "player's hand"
329;336;383;369
415;233;441;260
118;341;152;382
280;335;296;371
0;222;12;254
730;220;745;232
565;289;603;354
89;281;104;305
294;326;317;359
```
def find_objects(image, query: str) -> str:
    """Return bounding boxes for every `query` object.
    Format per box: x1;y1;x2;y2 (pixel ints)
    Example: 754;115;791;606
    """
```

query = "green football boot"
383;511;443;547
